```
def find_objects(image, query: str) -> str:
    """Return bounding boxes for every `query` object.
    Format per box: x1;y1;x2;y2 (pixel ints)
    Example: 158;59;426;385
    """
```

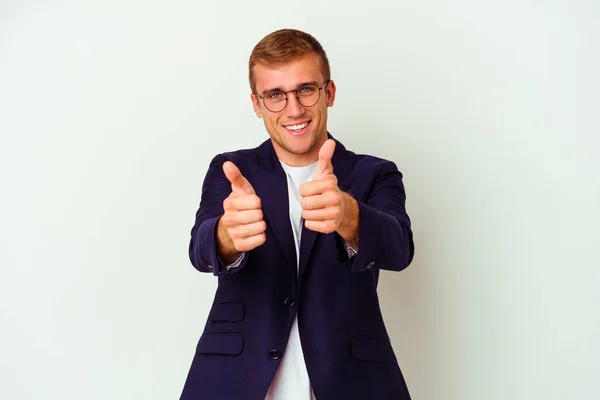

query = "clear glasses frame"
254;80;331;113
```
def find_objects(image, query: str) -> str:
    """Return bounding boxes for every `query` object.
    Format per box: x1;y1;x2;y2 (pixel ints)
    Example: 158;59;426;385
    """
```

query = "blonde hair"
249;29;331;93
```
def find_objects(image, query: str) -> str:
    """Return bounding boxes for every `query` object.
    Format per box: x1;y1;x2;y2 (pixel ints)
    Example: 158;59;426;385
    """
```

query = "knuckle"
221;214;234;226
254;234;266;247
304;198;315;210
248;234;265;250
235;242;248;252
330;194;341;205
326;221;336;233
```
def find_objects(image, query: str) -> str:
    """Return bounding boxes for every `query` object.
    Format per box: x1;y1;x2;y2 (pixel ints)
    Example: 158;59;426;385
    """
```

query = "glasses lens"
297;84;320;107
263;91;286;112
261;83;324;112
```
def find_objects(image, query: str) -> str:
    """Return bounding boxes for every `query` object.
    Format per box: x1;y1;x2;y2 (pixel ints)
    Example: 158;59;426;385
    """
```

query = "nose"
285;93;305;118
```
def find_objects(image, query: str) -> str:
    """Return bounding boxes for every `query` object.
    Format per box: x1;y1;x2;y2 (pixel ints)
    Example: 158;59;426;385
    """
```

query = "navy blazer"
181;135;415;400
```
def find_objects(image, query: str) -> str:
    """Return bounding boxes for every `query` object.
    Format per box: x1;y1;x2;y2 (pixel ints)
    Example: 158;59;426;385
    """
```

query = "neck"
273;134;328;167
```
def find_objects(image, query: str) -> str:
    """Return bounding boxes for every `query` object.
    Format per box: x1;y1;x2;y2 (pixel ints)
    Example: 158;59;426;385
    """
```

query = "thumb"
223;161;255;195
313;139;336;180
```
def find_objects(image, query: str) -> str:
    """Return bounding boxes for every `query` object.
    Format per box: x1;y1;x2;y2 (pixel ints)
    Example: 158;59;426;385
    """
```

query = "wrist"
216;218;241;264
337;192;359;249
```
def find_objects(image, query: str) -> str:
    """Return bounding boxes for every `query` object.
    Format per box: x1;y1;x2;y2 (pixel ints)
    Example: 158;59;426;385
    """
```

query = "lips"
283;120;311;136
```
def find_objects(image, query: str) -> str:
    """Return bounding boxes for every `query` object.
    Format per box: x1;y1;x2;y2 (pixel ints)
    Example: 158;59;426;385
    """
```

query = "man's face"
251;53;336;167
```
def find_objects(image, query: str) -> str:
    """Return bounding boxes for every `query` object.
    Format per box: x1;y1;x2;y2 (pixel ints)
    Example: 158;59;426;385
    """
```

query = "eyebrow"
260;81;321;94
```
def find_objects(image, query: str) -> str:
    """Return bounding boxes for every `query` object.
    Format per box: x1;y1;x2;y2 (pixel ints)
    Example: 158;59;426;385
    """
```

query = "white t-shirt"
227;161;357;399
265;161;318;400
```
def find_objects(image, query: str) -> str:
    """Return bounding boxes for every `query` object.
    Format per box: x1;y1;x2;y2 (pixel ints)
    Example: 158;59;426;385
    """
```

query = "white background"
1;1;599;399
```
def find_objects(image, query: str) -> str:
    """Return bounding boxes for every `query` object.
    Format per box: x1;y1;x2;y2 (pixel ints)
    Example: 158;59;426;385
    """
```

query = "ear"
251;93;263;118
325;80;336;107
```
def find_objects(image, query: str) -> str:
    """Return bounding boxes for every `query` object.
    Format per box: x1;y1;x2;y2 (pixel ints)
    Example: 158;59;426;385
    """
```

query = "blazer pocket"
211;302;245;322
196;332;243;355
350;334;397;364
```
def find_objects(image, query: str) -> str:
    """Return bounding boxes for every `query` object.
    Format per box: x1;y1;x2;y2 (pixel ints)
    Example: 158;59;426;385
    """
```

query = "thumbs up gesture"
216;161;266;263
299;139;350;234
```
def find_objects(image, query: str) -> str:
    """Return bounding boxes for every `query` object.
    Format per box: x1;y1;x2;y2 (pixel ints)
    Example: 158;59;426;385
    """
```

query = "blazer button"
366;261;375;269
283;297;295;307
269;349;281;360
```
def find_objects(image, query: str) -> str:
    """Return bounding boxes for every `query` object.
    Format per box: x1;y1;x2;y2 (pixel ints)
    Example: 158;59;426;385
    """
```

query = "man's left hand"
300;139;358;239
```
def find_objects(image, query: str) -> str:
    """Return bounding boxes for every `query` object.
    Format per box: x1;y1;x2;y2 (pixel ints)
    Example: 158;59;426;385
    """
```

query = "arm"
188;155;250;276
215;218;243;264
300;139;412;271
346;160;414;273
337;192;360;250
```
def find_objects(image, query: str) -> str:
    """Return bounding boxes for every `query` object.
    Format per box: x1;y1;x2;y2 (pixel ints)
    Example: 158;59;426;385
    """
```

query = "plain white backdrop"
1;1;599;399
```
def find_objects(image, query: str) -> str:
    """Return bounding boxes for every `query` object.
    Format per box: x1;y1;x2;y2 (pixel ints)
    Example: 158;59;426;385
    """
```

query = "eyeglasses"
255;80;331;113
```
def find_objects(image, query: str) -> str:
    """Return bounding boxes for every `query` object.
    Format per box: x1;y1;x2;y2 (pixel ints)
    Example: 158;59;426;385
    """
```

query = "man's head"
249;29;331;94
249;29;336;167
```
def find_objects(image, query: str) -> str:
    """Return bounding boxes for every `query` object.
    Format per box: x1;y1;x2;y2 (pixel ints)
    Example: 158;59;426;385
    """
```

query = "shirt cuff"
225;252;246;270
344;241;357;258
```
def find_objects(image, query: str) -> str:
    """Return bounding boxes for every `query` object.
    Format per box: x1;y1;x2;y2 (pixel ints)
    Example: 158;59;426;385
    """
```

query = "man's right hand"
216;161;266;264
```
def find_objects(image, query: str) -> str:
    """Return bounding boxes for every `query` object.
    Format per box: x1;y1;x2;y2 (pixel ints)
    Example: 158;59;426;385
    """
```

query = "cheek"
265;115;280;132
314;108;327;124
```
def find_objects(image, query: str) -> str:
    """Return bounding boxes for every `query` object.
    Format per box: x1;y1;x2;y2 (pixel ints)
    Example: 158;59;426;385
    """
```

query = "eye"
298;85;316;94
266;91;284;101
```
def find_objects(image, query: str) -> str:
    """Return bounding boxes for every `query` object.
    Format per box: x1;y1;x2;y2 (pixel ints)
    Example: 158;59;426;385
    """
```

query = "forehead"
253;53;324;93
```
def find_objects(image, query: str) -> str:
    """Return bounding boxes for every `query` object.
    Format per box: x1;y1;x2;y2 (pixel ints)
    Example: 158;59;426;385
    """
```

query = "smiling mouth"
283;121;311;136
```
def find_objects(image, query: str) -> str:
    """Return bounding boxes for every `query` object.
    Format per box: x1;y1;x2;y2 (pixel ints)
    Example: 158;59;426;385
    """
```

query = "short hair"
249;29;331;93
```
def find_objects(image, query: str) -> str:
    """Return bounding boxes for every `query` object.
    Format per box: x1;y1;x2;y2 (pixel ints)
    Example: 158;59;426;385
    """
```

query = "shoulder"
209;140;270;169
335;139;401;176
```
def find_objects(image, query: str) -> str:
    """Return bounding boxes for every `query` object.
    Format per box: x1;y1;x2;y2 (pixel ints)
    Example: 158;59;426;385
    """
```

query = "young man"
181;29;415;400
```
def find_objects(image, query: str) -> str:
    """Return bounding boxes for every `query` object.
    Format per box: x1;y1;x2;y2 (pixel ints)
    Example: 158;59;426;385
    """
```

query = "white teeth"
285;122;308;130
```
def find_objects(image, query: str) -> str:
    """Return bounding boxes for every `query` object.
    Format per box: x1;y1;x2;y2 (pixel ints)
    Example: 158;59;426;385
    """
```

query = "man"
181;29;415;400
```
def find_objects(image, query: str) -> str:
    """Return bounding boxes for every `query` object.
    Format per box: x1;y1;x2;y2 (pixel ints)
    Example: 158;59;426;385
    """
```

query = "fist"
299;139;346;234
220;161;266;252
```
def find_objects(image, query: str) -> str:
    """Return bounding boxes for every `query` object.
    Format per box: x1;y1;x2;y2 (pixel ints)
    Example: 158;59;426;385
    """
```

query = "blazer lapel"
250;141;297;268
297;135;354;287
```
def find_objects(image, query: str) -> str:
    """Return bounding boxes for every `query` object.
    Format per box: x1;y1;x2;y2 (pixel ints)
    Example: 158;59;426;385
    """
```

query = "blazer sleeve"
348;160;415;273
188;154;249;276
